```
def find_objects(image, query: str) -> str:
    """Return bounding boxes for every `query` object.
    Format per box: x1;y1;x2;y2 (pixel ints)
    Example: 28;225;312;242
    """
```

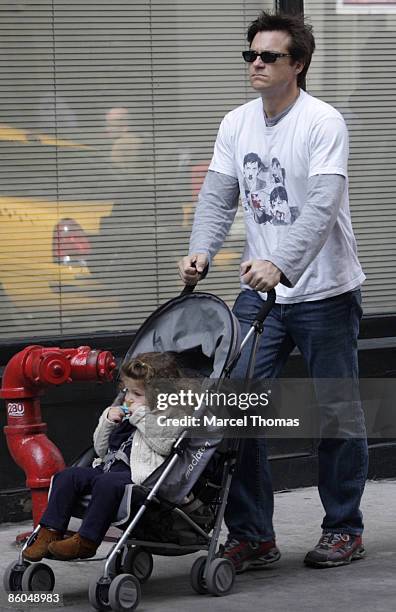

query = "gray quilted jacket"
93;405;181;484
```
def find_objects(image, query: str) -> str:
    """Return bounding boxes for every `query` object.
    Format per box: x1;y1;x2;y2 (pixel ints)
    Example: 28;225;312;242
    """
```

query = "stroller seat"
70;437;227;549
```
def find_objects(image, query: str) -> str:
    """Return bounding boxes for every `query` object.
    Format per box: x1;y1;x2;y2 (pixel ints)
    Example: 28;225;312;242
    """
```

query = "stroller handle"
253;288;276;325
180;262;209;296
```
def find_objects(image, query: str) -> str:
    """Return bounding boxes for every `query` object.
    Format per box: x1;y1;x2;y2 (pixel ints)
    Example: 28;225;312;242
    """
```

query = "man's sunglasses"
242;50;292;64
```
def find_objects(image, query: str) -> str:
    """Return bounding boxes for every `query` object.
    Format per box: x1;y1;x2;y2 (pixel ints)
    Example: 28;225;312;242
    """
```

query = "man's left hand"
241;259;282;292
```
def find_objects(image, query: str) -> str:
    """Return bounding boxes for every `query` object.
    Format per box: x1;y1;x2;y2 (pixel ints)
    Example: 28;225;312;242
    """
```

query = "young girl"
23;351;182;562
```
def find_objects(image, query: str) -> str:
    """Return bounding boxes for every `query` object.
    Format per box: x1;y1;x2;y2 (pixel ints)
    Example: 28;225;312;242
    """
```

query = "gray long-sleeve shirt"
189;169;345;288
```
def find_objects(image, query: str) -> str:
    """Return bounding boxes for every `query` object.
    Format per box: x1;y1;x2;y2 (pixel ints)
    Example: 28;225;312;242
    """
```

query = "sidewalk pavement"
1;478;396;612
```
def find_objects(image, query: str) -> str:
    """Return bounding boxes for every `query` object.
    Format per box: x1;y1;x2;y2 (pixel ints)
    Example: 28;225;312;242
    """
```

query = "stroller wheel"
206;558;235;597
21;563;55;592
108;574;141;612
122;547;153;583
190;555;208;595
3;560;29;592
89;574;112;611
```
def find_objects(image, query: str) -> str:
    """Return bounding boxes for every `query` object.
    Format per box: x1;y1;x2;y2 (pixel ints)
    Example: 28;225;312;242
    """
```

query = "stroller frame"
4;286;276;611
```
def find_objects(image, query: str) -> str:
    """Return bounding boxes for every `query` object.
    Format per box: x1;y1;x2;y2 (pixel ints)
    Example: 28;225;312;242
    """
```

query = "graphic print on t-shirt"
242;152;299;225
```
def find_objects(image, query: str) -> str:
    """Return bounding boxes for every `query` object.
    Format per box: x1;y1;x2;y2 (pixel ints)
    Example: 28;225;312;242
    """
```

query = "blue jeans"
41;466;132;544
224;289;368;541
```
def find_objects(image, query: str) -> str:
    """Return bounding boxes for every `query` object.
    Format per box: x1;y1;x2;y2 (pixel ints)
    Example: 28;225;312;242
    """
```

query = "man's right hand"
178;253;209;285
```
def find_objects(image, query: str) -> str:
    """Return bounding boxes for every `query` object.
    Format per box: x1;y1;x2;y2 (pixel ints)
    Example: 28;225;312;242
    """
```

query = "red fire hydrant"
0;345;116;526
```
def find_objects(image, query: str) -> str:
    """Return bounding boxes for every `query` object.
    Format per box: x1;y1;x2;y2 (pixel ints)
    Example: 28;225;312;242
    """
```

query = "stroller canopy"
123;292;241;378
112;292;242;506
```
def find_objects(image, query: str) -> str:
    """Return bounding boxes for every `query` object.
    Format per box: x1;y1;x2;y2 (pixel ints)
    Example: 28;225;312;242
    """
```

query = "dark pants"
41;466;132;544
225;288;368;541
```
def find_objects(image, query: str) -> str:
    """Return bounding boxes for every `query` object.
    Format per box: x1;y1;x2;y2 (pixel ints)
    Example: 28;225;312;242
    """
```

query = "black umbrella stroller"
5;284;275;611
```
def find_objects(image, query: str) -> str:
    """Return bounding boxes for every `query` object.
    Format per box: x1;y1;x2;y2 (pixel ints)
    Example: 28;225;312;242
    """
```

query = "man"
178;11;368;572
104;107;148;177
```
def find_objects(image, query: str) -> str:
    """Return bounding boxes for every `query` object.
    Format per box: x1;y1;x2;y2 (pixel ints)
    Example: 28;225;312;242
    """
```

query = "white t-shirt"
208;89;365;303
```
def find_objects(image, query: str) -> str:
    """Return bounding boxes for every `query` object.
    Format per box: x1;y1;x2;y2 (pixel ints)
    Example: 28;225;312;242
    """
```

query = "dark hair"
270;185;288;203
247;11;315;88
243;152;262;167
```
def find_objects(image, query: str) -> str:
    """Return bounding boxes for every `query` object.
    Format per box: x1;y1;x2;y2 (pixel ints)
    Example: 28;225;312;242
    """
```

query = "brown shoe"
48;533;98;561
23;527;63;562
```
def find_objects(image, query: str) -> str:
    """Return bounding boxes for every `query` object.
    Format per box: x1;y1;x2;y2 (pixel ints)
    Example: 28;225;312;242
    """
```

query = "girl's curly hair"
121;351;182;412
121;351;180;382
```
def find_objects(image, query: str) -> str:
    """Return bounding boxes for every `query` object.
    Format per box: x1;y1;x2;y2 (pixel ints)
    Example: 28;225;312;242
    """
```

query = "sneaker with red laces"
221;537;281;574
304;532;366;568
